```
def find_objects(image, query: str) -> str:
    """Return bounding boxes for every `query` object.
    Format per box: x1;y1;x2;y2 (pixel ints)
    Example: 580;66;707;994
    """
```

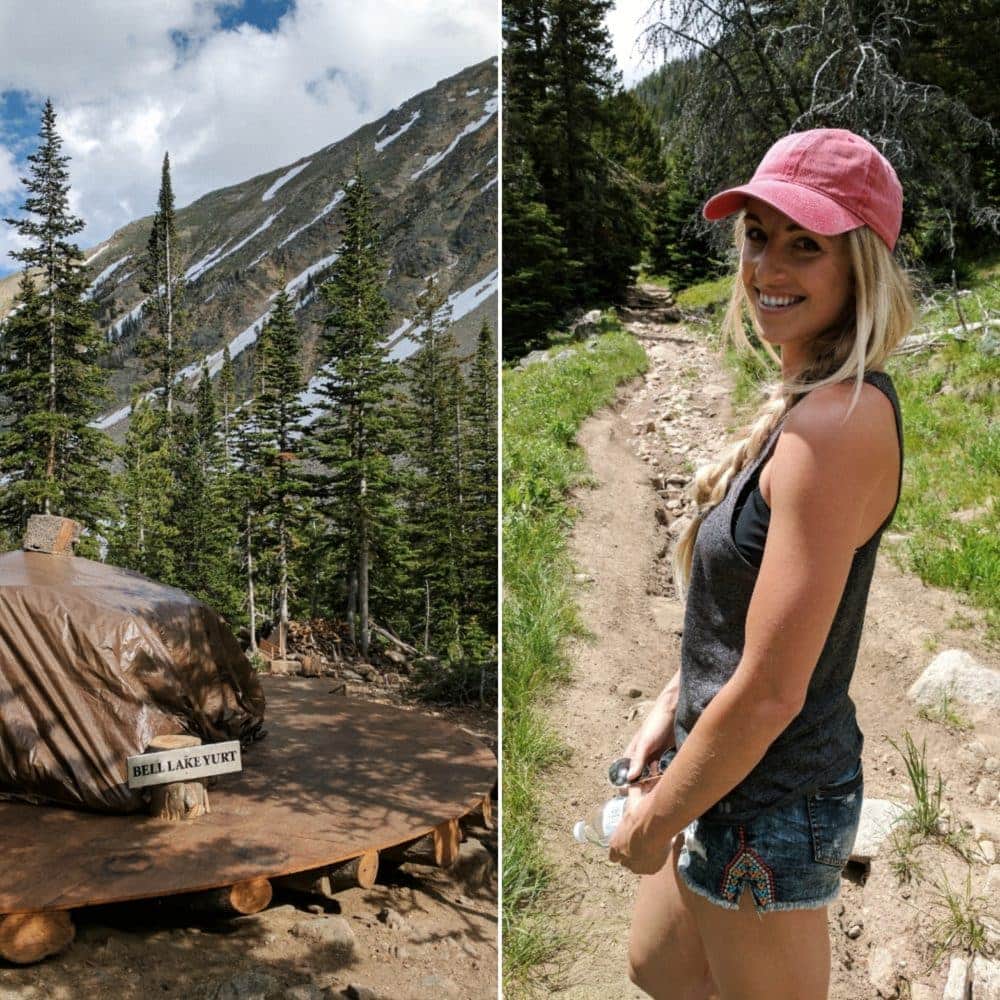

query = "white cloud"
0;144;19;197
0;0;498;271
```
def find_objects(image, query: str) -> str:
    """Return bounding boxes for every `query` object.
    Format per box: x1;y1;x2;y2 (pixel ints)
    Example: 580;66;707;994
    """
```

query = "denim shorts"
675;756;864;913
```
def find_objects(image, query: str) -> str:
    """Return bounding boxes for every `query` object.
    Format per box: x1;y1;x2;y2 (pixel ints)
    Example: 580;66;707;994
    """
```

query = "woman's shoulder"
781;376;897;472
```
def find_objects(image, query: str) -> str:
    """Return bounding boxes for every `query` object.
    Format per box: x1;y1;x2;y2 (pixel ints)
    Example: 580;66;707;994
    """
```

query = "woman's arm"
610;384;892;872
622;669;681;781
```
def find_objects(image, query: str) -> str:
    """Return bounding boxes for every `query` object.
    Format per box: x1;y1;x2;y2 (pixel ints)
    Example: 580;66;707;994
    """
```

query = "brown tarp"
0;550;266;813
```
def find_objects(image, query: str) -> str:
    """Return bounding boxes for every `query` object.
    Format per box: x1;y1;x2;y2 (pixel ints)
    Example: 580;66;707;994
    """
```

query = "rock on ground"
907;649;1000;710
973;955;1000;1000
942;956;970;1000
205;971;281;1000
867;944;898;997
289;915;357;958
850;798;908;861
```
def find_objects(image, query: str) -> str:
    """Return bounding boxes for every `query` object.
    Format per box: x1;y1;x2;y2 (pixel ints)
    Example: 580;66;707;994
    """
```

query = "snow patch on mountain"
184;242;231;283
298;268;497;425
83;245;109;266
285;252;340;296
278;188;346;248
262;160;311;202
466;88;481;96
388;268;498;361
106;298;147;342
185;210;284;283
375;110;420;153
85;254;132;298
480;177;497;193
411;96;498;181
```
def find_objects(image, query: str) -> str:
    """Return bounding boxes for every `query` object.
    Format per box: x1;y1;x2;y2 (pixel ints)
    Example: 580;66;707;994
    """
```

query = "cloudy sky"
0;0;498;277
606;0;664;88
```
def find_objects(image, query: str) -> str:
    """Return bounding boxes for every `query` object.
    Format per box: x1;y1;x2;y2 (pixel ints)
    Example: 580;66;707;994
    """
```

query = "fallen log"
371;624;419;657
0;911;75;964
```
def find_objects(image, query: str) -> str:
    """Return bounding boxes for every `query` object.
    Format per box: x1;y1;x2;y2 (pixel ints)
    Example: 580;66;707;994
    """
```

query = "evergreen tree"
0;99;113;537
218;344;236;466
140;152;186;431
230;404;268;654
255;288;307;659
304;170;403;658
107;398;176;580
170;370;240;619
649;146;721;288
405;277;466;650
503;0;649;343
465;320;498;636
501;154;576;359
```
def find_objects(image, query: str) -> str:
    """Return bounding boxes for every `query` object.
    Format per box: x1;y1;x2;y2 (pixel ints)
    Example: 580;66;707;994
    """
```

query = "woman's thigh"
628;833;719;1000
679;874;831;1000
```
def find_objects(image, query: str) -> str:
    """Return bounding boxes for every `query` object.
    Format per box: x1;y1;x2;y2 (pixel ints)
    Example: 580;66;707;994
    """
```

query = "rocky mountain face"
0;58;497;433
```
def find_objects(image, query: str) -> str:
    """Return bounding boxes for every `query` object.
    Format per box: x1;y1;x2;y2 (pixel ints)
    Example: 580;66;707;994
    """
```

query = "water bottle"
573;792;631;847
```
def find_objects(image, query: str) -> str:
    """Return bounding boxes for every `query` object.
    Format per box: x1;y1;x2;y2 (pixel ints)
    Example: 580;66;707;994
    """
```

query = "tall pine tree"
0;99;113;539
465;320;498;637
140;152;186;432
405;277;466;651
170;368;240;619
256;288;307;659
304;170;403;658
108;397;176;580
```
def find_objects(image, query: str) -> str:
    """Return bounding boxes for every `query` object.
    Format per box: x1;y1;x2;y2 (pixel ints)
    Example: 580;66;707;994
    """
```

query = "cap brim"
703;179;865;237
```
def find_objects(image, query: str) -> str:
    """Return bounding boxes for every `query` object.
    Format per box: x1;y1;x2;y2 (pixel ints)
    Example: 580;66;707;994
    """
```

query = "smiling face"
739;197;855;366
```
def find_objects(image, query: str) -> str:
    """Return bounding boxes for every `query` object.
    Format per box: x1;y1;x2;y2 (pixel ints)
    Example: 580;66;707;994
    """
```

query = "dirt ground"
0;688;498;1000
534;290;1000;999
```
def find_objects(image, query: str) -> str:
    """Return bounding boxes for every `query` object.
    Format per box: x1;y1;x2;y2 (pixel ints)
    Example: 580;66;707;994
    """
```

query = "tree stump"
182;877;272;917
147;735;210;821
0;911;75;964
22;515;81;555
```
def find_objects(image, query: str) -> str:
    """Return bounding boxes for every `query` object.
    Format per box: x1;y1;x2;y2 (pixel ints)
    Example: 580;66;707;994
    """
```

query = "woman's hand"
623;675;679;782
608;785;675;875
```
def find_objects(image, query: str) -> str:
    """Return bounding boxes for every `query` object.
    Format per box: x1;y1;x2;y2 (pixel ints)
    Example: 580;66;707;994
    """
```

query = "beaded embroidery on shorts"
719;824;776;907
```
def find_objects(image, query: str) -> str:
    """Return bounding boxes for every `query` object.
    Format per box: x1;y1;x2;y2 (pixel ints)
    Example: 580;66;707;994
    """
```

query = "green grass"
916;686;973;732
887;730;946;840
502;321;647;991
926;866;994;967
675;274;733;311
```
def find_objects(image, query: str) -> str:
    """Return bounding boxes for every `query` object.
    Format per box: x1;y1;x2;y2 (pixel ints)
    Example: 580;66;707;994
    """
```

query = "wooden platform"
0;678;496;914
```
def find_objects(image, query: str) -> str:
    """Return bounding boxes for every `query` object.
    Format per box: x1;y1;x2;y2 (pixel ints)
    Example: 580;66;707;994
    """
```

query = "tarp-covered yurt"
0;549;265;813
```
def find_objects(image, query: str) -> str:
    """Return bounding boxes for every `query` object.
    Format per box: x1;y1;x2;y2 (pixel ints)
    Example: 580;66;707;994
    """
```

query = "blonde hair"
670;219;914;602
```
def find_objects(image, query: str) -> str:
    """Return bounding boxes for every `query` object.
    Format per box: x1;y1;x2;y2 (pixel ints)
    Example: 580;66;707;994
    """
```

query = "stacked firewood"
259;619;436;687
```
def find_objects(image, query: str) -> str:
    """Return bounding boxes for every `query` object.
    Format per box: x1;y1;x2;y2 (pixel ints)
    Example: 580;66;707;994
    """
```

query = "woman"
608;129;913;999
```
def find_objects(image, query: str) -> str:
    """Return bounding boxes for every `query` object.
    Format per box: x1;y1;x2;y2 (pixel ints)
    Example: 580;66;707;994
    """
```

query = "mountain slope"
1;58;498;432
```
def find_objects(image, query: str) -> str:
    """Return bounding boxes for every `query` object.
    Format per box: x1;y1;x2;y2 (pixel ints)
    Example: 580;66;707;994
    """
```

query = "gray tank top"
674;370;903;820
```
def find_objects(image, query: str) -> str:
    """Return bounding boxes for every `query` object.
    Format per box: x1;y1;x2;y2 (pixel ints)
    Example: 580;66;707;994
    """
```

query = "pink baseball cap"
702;129;903;251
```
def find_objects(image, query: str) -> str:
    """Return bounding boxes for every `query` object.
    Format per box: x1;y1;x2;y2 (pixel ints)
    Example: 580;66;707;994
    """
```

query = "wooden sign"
127;741;242;789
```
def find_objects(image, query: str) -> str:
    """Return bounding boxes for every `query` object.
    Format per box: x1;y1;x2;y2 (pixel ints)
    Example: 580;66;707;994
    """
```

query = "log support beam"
274;849;379;897
181;877;273;917
0;911;75;964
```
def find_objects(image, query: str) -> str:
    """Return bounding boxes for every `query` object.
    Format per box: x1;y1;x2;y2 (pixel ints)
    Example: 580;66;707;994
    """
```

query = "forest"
0;102;498;706
502;0;1000;359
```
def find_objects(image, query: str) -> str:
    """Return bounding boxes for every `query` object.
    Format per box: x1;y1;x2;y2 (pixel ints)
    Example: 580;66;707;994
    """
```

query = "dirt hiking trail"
534;286;1000;1000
